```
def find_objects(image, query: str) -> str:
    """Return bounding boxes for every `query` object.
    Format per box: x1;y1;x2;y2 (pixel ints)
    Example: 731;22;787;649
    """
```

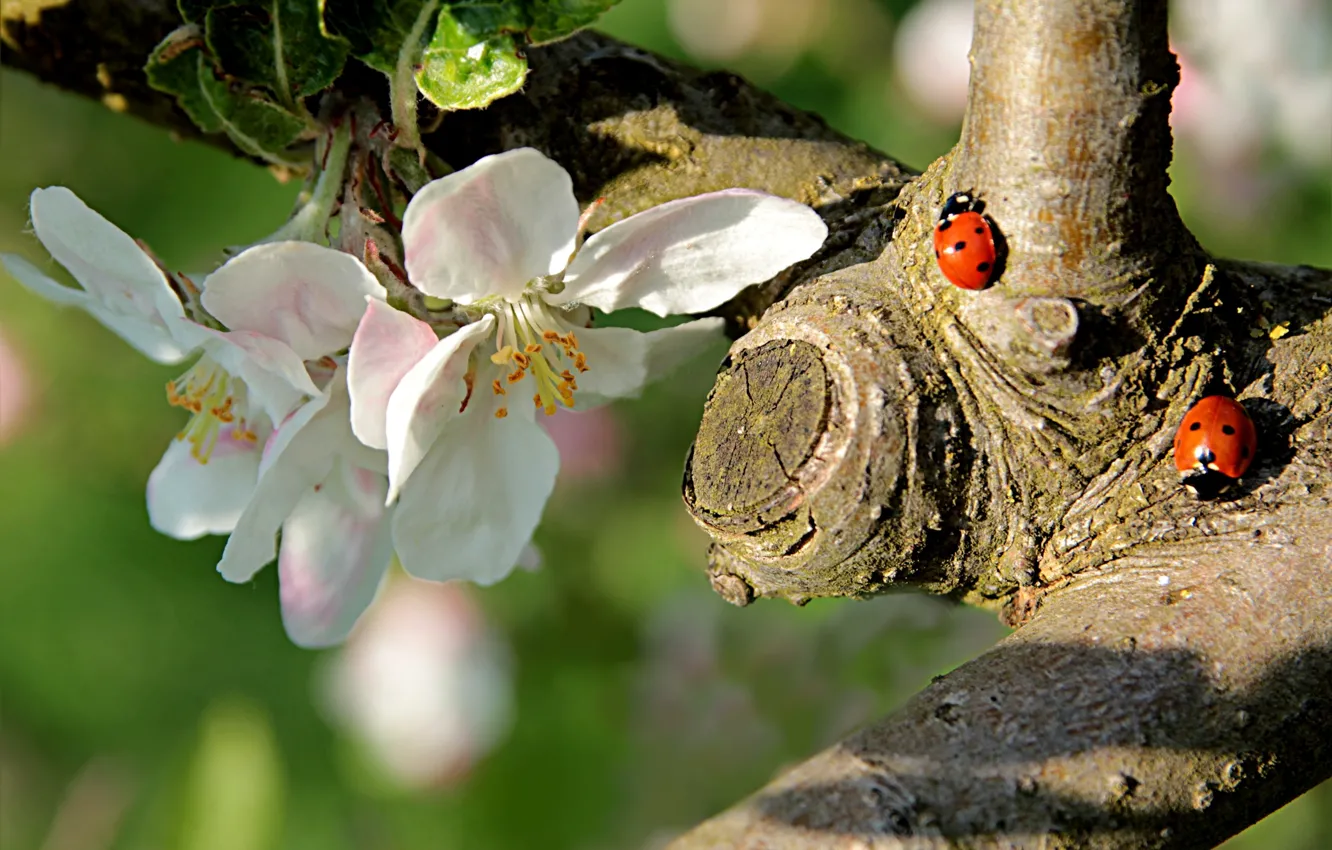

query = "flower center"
488;295;589;418
166;356;260;462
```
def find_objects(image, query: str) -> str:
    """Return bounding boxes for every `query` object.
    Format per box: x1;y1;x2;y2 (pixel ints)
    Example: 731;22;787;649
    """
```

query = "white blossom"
347;147;828;587
3;187;391;646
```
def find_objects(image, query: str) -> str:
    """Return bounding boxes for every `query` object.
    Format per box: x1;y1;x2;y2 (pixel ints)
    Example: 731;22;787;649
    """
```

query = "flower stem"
264;120;353;245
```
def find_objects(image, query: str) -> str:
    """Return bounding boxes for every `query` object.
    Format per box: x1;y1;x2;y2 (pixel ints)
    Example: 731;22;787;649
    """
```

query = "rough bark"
4;1;1331;847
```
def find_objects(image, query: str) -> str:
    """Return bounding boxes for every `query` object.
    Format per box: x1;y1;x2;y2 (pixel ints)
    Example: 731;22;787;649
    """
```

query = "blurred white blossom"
0;327;32;445
320;578;512;789
668;0;829;70
1172;0;1332;167
894;0;974;125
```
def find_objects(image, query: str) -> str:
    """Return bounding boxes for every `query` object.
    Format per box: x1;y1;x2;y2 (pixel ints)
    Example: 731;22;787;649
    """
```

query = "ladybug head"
1180;466;1234;500
940;191;985;220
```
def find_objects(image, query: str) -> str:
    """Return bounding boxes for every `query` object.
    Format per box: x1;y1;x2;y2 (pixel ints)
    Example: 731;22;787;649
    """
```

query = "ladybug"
933;192;998;291
1173;395;1258;497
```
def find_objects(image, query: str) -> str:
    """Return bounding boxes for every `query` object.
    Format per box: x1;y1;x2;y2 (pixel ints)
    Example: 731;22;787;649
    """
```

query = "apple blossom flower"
146;241;386;544
347;147;828;587
2;187;393;645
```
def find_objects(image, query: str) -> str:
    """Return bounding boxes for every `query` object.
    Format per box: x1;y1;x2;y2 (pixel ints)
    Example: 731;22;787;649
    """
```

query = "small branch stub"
683;275;971;605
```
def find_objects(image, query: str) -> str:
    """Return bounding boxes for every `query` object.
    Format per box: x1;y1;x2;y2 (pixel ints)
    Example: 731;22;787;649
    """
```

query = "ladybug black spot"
934;249;940;258
974;226;985;234
1221;424;1236;435
954;241;967;252
938;219;952;231
1189;421;1202;431
976;261;991;272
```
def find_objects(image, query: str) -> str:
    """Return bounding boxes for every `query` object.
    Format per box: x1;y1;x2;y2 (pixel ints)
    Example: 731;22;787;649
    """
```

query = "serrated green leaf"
320;0;430;73
415;6;527;111
195;54;309;163
448;0;526;37
523;0;620;44
147;29;309;163
146;26;226;133
202;1;348;102
178;0;218;25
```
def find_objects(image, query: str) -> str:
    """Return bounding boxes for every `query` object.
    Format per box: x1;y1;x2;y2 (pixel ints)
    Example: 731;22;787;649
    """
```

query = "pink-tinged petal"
557;189;828;316
278;462;393;648
347;300;440;450
383;317;495;503
3;253;191;364
147;427;263;539
200;328;320;425
402;148;579;302
217;380;340;582
393;410;559;585
571;318;727;409
28;187;186;324
201;242;386;360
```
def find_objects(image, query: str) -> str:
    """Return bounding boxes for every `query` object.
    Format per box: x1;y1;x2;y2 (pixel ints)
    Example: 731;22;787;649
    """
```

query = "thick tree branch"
5;1;1332;846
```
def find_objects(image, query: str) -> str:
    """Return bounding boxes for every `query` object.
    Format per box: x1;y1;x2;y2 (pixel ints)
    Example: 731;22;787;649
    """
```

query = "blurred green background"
1;1;1329;848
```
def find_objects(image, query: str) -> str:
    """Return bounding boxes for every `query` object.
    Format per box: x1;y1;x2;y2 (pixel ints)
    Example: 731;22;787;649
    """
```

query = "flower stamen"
166;356;258;462
489;296;591;416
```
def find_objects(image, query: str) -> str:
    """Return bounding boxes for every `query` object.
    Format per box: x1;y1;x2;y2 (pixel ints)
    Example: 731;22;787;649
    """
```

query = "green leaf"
320;0;430;73
204;1;349;100
147;30;308;165
146;25;225;132
177;0;216;25
523;0;620;44
195;54;309;162
415;5;527;111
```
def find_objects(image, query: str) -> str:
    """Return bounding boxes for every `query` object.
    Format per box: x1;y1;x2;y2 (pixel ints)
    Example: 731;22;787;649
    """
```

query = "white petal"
28;187;187;324
217;381;340;583
84;302;195;364
3;252;191;364
200;329;320;425
392;411;559;585
383;317;495;503
347;300;440;450
402;148;579;303
147;427;262;539
2;253;92;306
572;318;728;409
278;462;393;648
557;189;828;316
201;242;387;360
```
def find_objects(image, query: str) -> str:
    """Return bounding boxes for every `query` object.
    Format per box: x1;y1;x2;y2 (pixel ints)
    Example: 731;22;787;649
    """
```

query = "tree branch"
5;0;1332;845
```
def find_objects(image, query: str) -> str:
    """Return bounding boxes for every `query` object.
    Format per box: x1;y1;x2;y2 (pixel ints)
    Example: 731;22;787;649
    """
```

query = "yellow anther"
492;379;506;396
507;368;525;383
542;330;561;342
495;407;509;419
524;343;542;354
512;351;531;369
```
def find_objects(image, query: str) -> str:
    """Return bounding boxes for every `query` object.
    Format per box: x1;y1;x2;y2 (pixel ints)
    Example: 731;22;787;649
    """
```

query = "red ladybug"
933;192;998;291
1173;395;1258;496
